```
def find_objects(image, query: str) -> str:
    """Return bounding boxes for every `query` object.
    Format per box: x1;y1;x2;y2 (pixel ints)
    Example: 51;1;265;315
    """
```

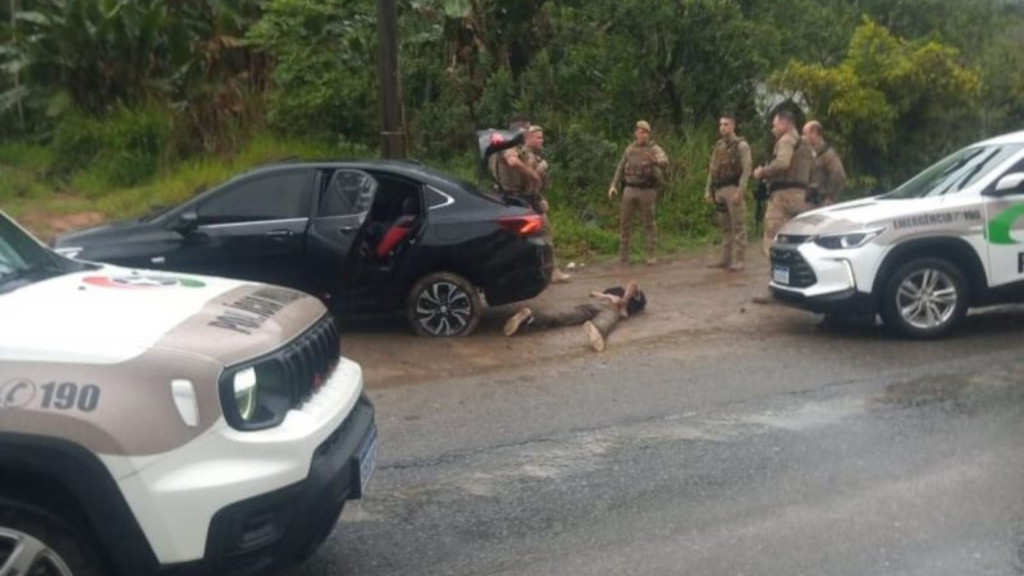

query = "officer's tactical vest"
623;144;658;188
492;146;528;193
710;137;745;185
769;133;813;189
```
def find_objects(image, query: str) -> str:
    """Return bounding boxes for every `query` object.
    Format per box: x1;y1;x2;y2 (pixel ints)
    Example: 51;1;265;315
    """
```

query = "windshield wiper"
0;262;65;287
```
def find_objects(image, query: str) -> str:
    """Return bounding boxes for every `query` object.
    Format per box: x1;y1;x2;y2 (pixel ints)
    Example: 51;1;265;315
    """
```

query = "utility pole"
376;0;406;159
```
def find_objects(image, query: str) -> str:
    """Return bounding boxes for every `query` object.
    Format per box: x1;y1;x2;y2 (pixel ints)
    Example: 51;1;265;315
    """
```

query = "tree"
772;19;982;186
247;0;377;142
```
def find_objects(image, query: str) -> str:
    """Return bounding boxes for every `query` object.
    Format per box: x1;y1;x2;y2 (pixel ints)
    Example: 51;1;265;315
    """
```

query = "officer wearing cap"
608;121;669;265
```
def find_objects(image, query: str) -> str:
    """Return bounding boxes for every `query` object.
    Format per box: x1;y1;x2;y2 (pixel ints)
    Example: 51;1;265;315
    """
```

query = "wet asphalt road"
294;308;1024;576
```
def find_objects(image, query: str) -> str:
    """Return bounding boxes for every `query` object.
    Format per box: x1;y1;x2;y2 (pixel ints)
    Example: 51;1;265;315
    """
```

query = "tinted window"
320;170;377;217
425;187;454;210
881;144;1024;200
199;170;314;223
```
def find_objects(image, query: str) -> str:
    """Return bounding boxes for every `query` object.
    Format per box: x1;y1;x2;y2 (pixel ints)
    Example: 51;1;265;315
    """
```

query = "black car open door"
305;169;378;305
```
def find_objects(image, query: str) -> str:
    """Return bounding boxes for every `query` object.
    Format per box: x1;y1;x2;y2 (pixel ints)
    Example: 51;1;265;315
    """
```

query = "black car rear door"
305;169;378;302
170;168;315;288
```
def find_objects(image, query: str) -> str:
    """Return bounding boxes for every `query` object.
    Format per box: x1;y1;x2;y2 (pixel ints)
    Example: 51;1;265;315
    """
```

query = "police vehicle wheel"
407;273;482;337
0;499;102;576
880;258;968;339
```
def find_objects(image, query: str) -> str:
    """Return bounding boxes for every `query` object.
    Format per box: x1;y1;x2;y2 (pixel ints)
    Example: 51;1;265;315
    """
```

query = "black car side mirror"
985;172;1024;197
172;211;199;234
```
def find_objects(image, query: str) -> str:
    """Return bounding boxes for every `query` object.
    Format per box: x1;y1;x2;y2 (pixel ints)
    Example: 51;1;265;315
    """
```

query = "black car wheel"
880;257;968;339
0;499;102;576
407;273;482;337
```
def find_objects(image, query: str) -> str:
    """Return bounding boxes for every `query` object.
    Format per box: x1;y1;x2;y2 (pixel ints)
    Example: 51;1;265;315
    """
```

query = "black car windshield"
881;144;1024;200
0;214;71;293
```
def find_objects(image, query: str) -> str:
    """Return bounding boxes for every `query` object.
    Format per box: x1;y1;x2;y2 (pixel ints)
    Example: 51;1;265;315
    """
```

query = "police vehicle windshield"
0;213;79;293
881;144;1024;200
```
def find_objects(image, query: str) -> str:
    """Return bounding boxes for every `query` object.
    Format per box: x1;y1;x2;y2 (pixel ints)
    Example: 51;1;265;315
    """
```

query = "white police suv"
770;131;1024;338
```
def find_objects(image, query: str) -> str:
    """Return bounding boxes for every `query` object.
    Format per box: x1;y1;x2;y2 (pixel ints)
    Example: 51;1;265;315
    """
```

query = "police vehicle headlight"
233;367;259;421
220;360;292;430
814;229;883;250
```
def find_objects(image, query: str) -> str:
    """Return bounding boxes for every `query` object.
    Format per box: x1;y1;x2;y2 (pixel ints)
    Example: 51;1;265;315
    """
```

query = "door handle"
266;229;294;238
338;225;359;234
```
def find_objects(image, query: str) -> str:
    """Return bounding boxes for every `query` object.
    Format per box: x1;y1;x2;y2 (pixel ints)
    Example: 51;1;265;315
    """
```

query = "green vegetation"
2;0;1024;257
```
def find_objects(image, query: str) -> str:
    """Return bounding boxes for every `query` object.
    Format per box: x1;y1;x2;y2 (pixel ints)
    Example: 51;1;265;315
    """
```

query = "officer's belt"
767;181;808;193
623;181;658;189
712;177;741;188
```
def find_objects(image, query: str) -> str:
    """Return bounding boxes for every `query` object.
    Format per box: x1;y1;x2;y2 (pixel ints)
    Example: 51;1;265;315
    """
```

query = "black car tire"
879;257;968;339
0;498;103;576
407;272;483;337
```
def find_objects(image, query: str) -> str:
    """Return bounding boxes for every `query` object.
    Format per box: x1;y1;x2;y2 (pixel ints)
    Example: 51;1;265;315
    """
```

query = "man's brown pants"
619;187;657;261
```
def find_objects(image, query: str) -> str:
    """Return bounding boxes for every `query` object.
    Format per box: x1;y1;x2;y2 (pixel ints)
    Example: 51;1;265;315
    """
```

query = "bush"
52;113;106;174
56;107;172;193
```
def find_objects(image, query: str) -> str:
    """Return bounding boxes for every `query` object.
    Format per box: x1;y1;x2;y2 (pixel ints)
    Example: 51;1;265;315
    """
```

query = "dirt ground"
343;249;815;388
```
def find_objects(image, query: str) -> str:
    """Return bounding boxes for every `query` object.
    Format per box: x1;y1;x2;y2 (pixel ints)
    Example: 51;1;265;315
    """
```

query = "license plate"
357;425;378;494
772;266;790;285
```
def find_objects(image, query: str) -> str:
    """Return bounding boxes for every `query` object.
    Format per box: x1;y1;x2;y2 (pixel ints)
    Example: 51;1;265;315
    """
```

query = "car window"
320;170;377;217
199;170;314;224
881;144;1024;200
425;186;454;210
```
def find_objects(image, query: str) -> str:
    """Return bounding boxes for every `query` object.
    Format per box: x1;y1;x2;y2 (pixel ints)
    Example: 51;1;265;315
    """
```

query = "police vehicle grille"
281;315;341;405
775;234;812;245
770;248;817;288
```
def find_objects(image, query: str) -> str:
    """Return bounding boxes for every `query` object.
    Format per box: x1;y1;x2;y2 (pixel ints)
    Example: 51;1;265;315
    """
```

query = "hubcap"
896;269;958;330
0;528;74;576
415;282;472;336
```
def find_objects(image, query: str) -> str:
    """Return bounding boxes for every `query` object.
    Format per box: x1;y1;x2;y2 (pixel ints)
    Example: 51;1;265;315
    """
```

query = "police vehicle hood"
779;195;973;237
0;266;325;366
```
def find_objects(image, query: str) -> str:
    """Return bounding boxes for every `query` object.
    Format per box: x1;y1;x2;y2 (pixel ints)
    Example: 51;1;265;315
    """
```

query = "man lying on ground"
503;282;646;352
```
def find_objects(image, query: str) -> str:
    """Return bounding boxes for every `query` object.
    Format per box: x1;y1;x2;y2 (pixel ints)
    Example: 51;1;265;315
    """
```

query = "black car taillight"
498;214;544;237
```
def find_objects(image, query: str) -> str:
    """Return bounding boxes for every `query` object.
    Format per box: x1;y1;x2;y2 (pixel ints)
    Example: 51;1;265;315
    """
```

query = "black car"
55;160;553;336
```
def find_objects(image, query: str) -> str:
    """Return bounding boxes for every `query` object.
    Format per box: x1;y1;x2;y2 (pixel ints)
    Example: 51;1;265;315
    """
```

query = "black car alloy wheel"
408;273;482;337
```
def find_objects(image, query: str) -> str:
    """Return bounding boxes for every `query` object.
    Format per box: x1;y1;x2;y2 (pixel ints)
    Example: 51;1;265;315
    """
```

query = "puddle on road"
874;362;1024;415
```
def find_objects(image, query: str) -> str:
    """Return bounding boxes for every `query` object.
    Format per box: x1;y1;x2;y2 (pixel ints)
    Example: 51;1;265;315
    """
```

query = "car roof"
236;159;468;187
974;130;1024;147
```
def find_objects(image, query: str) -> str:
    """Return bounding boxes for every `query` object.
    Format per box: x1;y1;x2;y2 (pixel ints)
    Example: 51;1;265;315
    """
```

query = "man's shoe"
583;321;606;352
707;261;729;269
552;269;572;284
504;308;533;336
752;294;775;305
729;263;745;273
645;257;658;266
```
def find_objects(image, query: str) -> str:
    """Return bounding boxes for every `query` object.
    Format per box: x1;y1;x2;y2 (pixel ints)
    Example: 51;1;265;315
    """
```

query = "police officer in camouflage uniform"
521;125;571;283
608;121;669;265
489;116;540;198
752;110;814;304
705;114;753;272
754;110;814;255
802;121;847;207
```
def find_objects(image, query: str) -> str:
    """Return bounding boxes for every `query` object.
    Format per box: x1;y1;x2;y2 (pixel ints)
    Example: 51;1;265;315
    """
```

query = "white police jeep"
770;131;1024;338
0;211;377;576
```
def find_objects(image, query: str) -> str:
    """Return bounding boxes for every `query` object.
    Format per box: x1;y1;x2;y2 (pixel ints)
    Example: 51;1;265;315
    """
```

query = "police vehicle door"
982;153;1024;289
